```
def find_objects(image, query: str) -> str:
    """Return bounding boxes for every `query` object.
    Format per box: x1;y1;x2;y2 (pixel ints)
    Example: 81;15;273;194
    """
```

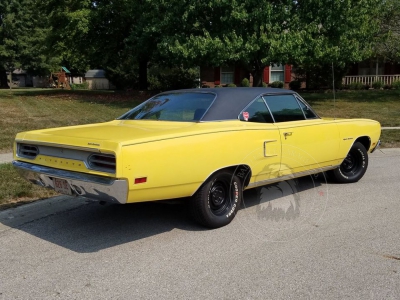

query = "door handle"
283;132;292;139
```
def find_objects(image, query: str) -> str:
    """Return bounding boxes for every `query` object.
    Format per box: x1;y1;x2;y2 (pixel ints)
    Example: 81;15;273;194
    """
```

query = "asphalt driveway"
0;149;399;299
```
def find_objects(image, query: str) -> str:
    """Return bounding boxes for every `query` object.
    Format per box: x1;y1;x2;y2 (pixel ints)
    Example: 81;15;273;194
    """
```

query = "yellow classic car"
13;88;381;228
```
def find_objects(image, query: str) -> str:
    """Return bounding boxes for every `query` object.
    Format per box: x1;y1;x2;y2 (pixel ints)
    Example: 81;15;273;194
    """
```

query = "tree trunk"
0;70;8;89
9;70;13;89
252;68;263;87
138;58;148;90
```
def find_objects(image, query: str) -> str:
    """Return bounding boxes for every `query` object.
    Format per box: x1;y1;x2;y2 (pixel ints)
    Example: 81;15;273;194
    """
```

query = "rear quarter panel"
335;119;381;159
120;122;279;203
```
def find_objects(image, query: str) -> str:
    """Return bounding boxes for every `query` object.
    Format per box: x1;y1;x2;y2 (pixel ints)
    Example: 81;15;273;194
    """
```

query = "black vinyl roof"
160;87;296;121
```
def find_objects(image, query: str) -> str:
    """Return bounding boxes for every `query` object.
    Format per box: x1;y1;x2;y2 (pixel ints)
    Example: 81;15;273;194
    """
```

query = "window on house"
221;67;234;84
270;64;284;82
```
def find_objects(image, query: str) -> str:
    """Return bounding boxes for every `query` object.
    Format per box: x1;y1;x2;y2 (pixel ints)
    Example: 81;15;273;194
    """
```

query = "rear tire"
328;142;368;183
190;170;242;228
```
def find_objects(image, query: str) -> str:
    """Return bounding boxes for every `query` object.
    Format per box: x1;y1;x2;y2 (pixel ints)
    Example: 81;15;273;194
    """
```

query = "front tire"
329;142;368;183
190;170;242;228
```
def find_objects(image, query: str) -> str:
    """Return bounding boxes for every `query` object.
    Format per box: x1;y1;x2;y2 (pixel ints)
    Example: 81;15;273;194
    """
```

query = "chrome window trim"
294;94;320;119
237;95;274;123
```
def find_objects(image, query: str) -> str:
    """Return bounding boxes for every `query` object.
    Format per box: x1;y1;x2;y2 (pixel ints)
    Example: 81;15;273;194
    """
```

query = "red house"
200;64;294;88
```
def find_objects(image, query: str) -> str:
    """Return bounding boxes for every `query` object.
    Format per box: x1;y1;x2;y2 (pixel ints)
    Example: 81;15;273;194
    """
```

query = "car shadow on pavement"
1;199;206;253
1;174;327;253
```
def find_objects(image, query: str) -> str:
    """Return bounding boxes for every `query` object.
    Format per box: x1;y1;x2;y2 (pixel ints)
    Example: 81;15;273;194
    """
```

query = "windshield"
119;92;215;122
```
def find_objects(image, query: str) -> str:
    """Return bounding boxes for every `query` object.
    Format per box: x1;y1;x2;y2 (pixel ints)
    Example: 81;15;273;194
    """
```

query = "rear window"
119;92;215;122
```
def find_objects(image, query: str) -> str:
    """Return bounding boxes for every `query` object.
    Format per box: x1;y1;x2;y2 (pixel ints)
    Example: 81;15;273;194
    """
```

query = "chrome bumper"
13;161;128;204
371;140;381;153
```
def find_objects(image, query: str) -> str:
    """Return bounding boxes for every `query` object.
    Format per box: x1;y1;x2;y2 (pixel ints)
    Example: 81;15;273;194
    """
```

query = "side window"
296;98;317;119
239;97;274;123
264;95;305;122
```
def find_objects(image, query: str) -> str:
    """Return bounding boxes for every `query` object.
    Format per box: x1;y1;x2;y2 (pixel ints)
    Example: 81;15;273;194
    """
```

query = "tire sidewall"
336;142;368;183
200;171;242;228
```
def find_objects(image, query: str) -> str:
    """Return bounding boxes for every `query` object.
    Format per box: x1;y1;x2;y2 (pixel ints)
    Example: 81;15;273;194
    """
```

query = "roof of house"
85;69;106;78
62;67;71;73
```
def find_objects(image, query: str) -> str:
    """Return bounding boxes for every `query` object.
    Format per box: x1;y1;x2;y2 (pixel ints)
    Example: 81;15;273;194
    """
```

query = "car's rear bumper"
12;161;128;204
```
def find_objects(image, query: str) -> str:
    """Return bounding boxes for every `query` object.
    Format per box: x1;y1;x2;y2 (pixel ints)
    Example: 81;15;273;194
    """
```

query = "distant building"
84;69;115;90
200;65;294;88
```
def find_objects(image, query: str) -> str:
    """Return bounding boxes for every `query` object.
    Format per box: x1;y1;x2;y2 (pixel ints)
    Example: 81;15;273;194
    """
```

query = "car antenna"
332;62;336;120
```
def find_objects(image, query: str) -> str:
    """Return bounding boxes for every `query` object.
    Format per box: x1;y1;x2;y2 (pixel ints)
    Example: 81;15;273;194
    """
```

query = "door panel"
276;120;340;176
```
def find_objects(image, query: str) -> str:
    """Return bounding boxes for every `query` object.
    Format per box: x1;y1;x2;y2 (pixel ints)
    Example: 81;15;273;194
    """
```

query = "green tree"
42;0;92;73
0;0;23;88
293;0;381;88
0;0;59;88
375;0;400;62
86;0;139;89
156;0;381;87
157;0;301;87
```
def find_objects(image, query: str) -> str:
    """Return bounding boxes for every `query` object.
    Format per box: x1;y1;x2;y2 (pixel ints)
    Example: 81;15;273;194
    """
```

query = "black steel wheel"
328;142;368;183
190;170;242;228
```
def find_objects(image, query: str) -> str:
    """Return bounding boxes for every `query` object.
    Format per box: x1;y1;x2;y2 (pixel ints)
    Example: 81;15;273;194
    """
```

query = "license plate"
53;178;72;195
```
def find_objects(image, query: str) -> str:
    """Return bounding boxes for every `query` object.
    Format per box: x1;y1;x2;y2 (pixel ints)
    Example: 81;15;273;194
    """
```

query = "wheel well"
224;165;252;188
355;136;371;152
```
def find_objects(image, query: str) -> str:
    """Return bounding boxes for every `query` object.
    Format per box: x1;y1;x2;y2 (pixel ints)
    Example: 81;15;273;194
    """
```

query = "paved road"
0;152;12;164
0;149;399;299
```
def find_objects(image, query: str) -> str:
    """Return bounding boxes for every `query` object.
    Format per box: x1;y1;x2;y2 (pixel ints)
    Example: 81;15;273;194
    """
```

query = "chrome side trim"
247;165;340;189
12;161;128;204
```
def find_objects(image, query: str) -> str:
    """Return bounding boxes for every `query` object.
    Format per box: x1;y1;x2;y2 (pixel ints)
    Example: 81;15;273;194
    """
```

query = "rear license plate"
53;178;72;195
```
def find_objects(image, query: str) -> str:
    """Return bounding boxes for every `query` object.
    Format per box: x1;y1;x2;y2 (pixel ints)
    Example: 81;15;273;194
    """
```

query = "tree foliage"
0;0;58;88
157;0;381;87
375;0;400;62
0;0;390;89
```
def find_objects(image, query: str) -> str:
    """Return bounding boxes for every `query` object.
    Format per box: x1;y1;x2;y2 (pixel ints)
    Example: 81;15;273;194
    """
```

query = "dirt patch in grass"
0;163;58;210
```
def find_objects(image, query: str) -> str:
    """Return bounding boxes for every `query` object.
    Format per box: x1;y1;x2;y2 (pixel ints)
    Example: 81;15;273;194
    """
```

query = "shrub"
289;80;301;90
383;84;391;90
269;81;284;88
372;81;384;89
262;82;268;87
349;82;364;90
392;80;400;90
70;82;89;90
227;83;237;87
214;85;222;88
241;78;250;87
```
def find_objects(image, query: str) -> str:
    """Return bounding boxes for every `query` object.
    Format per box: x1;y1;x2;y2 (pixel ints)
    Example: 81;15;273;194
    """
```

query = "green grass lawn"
0;88;151;153
0;88;400;209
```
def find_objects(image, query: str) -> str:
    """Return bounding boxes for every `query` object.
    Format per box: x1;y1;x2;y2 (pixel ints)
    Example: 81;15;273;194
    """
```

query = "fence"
342;75;400;86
